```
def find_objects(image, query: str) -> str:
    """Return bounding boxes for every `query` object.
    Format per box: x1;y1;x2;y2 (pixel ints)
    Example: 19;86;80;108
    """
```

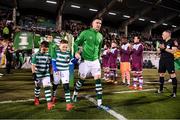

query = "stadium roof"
1;0;180;35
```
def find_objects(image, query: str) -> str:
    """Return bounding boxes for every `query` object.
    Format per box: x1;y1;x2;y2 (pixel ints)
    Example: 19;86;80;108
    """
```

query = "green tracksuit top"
74;28;103;61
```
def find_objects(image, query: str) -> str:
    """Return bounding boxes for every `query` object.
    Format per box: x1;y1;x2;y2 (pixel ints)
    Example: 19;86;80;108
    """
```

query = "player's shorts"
131;62;142;71
102;60;108;68
158;58;175;74
109;63;117;69
79;59;101;79
35;76;51;87
53;70;69;84
120;62;131;73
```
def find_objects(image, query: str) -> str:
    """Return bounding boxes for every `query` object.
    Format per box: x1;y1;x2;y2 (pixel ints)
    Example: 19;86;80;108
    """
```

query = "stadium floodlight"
46;0;57;4
108;12;117;15
123;15;130;18
138;18;145;21
172;25;177;28
89;8;98;12
71;5;80;8
150;20;156;23
162;23;168;26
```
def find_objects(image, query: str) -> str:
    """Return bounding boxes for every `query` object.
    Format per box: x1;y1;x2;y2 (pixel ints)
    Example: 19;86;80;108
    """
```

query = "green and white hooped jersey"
32;51;51;78
52;50;71;71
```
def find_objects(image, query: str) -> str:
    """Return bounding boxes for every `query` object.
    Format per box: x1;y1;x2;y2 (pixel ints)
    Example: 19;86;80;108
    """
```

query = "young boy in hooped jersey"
31;41;54;110
51;39;74;111
129;36;144;90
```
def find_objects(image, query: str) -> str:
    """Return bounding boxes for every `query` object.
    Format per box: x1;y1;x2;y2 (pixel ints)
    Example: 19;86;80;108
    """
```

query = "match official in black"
157;30;178;98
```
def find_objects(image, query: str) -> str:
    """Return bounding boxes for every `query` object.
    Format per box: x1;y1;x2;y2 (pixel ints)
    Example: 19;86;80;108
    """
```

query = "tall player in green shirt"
72;17;104;108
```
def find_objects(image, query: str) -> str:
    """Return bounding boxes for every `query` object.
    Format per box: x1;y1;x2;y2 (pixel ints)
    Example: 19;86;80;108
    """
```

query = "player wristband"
71;57;79;65
52;60;58;72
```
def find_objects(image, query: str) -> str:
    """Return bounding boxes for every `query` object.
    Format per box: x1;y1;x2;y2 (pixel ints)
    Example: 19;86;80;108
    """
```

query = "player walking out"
72;17;103;107
31;41;54;110
51;40;74;111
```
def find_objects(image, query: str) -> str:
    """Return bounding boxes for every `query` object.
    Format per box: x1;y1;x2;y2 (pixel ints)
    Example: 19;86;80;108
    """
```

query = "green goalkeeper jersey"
74;28;103;61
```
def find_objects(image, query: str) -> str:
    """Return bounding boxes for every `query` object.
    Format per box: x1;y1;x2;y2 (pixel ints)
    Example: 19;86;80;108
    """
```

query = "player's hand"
32;73;37;81
71;57;79;64
129;44;132;49
75;52;81;59
157;48;161;54
107;48;110;53
159;44;165;49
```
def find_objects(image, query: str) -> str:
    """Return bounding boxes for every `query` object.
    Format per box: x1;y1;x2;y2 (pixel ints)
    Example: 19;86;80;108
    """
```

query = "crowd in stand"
0;9;179;72
63;20;161;51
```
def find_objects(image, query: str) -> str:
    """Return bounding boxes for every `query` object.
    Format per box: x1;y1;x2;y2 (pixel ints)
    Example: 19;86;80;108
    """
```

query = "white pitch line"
145;81;159;84
0;89;157;104
145;81;170;84
84;95;127;120
0;98;45;104
112;88;156;94
0;89;157;119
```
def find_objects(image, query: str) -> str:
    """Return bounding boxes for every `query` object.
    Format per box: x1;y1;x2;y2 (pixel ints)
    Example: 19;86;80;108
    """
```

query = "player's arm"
31;54;36;80
165;47;177;54
51;53;58;72
74;31;86;59
31;64;36;73
49;56;54;80
160;41;178;54
98;37;103;59
114;49;118;58
49;56;53;74
31;54;36;73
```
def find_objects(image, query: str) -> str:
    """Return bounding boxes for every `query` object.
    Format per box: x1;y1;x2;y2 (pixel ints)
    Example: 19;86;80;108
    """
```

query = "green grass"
0;69;180;119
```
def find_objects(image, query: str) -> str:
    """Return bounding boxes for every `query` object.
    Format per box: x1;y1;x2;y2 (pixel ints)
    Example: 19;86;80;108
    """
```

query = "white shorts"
79;59;101;78
53;70;69;84
35;77;51;87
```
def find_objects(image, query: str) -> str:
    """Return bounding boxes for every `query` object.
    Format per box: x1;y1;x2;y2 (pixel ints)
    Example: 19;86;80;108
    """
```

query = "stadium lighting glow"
46;0;57;4
71;5;80;8
138;18;145;21
172;25;177;28
123;15;130;18
108;12;117;15
89;8;98;12
162;23;168;26
150;20;156;23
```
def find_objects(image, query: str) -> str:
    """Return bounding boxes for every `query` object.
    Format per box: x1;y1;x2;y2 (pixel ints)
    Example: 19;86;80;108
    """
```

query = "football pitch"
0;69;179;119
